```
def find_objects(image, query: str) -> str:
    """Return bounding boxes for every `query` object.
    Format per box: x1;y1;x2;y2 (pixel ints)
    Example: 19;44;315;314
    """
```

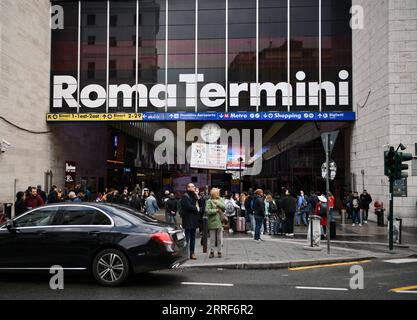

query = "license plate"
176;232;184;241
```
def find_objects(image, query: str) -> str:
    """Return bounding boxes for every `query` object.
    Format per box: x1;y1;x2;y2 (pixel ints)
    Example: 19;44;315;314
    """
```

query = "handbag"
218;210;228;224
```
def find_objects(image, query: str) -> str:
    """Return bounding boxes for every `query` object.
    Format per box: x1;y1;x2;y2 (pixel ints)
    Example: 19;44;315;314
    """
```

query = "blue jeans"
185;228;196;257
329;208;334;222
168;214;177;224
296;210;308;225
352;208;360;224
254;215;264;240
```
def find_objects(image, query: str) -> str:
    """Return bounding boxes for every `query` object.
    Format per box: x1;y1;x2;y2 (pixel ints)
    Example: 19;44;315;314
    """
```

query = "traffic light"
395;151;413;179
384;147;396;177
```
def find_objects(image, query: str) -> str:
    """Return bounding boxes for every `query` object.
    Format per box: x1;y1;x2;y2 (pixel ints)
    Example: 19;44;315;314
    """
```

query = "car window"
92;211;112;225
58;206;96;226
14;207;59;228
107;204;159;223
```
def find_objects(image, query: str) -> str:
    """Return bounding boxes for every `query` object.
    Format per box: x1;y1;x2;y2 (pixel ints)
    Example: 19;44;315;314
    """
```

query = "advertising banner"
190;143;228;170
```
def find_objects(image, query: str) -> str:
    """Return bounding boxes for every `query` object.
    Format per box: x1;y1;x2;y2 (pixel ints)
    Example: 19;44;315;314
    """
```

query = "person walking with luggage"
205;188;226;258
281;189;297;237
351;192;361;226
165;193;179;225
180;183;200;260
360;190;372;224
253;189;265;241
296;190;309;226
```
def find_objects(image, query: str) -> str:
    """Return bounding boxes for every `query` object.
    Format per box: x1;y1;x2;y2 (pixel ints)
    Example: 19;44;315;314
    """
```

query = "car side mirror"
6;219;15;233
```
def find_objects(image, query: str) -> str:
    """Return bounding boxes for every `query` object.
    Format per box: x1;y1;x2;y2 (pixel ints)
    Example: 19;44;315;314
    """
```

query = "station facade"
1;0;417;226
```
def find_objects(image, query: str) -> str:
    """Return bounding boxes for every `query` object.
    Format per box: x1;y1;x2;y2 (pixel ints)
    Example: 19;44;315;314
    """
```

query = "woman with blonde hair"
205;188;226;258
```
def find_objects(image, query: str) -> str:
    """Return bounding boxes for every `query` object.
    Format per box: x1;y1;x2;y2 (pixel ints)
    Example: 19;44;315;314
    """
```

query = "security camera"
1;139;11;147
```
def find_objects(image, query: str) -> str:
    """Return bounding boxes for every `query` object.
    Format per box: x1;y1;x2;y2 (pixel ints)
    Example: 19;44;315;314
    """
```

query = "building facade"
1;0;416;226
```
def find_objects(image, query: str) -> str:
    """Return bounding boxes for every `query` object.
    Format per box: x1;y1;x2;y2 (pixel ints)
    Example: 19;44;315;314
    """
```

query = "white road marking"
181;282;234;287
396;291;417;294
382;258;417;264
0;268;86;270
296;286;348;291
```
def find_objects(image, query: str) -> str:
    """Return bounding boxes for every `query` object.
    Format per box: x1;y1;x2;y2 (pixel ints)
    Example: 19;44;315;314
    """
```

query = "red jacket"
25;194;44;210
315;202;327;227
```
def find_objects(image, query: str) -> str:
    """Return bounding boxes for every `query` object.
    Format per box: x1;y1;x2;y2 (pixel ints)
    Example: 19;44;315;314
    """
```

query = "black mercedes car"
0;203;187;286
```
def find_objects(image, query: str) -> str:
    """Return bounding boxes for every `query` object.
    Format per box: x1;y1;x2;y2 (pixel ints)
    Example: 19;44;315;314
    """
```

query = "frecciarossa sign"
51;70;351;111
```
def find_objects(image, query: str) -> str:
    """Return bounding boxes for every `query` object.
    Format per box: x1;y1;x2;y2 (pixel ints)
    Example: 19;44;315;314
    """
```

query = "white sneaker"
359;224;362;227
229;229;233;234
352;223;355;227
364;221;368;224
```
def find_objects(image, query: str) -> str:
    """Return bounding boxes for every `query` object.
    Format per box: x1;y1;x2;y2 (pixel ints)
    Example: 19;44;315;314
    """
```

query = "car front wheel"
92;248;129;287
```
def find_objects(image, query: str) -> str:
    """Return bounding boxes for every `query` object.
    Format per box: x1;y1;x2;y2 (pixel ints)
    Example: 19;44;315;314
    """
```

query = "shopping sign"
190;143;228;170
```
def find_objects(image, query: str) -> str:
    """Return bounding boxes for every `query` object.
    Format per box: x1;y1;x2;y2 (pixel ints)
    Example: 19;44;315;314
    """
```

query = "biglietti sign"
48;70;355;122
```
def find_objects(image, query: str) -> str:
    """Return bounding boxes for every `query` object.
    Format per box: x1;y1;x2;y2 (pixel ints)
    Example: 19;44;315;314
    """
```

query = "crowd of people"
11;181;373;261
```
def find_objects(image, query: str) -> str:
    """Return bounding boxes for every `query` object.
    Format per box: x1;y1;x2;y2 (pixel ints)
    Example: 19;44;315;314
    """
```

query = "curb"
181;256;376;270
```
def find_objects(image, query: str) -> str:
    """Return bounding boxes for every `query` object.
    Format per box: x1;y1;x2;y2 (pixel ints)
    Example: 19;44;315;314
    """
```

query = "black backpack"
269;201;278;214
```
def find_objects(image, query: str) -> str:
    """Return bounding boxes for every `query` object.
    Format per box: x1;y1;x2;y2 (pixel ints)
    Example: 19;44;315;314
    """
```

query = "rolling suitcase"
236;216;246;232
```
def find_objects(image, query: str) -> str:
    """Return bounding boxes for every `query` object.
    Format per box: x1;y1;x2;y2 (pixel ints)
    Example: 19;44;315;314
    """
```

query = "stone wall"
0;0;53;205
351;0;417;226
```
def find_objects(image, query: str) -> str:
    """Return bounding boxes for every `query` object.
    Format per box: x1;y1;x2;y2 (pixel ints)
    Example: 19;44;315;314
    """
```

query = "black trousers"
285;212;295;234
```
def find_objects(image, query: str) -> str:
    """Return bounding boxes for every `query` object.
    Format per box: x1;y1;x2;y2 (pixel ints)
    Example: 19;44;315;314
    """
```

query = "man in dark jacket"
180;183;199;260
280;189;297;236
37;185;47;204
165;193;179;225
253;189;265;241
25;187;45;210
360;190;372;224
244;189;255;233
47;185;60;204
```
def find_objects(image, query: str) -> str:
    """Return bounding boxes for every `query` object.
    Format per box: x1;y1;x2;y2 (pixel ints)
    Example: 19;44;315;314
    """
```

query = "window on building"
109;60;117;78
87;14;96;26
87;62;95;79
110;15;118;27
110;36;117;47
87;36;96;45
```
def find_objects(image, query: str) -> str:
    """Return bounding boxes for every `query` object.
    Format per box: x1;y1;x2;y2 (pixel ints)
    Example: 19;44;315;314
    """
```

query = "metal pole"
310;216;313;247
12;179;17;219
202;216;208;253
239;158;242;195
389;176;394;250
326;134;331;254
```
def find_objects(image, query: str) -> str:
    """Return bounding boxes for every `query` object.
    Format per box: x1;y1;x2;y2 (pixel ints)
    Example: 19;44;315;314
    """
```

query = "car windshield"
104;204;162;224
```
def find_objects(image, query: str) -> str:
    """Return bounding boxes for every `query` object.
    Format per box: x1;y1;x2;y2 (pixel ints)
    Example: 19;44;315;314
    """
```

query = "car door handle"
89;231;101;237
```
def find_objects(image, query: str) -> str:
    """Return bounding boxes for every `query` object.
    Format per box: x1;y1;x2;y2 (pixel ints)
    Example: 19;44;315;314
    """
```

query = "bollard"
396;218;403;245
341;209;346;225
304;215;322;251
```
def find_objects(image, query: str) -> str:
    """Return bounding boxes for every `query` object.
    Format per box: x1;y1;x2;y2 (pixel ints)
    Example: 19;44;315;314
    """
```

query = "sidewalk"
293;212;417;245
181;234;417;269
152;211;417;269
